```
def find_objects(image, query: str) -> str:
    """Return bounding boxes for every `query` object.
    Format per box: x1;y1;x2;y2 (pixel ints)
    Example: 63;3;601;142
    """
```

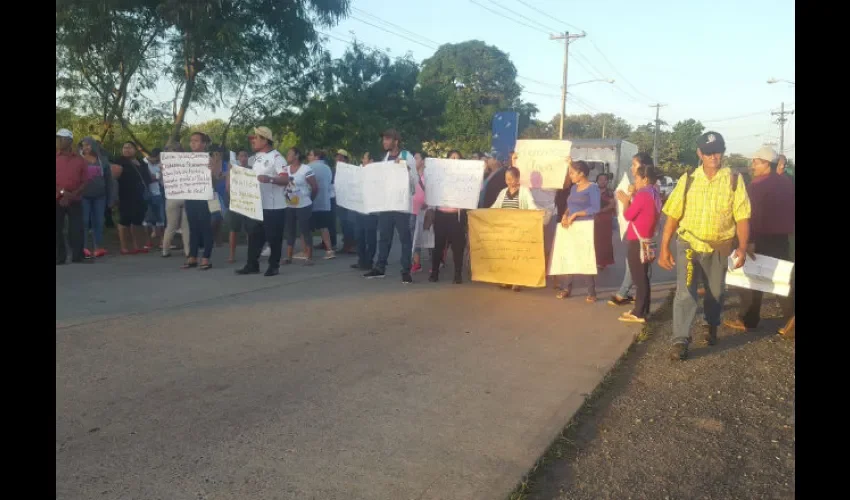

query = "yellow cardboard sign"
468;209;546;287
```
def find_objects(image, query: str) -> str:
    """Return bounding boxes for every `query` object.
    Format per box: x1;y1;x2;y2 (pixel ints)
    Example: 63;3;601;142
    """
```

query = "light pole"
767;79;795;154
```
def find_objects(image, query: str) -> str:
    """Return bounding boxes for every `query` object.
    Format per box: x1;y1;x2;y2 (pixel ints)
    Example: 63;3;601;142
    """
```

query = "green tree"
670;119;705;166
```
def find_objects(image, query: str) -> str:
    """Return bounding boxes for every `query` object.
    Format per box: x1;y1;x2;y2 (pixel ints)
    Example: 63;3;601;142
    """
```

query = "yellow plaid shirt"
662;167;751;253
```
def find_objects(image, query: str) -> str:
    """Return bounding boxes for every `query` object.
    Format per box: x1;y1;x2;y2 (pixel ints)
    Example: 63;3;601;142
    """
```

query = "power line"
511;0;585;32
702;109;773;123
350;7;441;48
483;0;561;33
587;39;656;103
518;76;561;89
348;14;438;50
467;0;549;35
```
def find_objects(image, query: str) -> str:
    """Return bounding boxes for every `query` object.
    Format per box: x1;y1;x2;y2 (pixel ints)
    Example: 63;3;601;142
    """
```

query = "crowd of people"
57;127;795;360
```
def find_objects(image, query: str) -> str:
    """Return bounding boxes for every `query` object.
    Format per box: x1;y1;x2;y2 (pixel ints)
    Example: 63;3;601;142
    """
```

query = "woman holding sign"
490;166;539;291
430;150;466;284
181;132;216;270
555;161;601;302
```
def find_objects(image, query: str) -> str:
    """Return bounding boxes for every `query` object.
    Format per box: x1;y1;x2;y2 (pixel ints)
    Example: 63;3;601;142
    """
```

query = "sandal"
199;262;213;271
181;260;198;269
512;285;522;292
586;296;597;304
556;289;571;299
618;312;646;323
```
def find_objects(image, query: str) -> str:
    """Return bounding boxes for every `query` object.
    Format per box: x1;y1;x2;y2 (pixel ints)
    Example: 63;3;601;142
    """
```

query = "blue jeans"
376;211;412;274
356;212;378;268
185;200;213;260
338;204;356;247
144;194;166;227
82;196;106;248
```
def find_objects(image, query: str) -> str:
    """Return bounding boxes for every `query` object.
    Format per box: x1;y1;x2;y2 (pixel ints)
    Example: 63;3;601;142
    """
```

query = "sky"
188;0;795;159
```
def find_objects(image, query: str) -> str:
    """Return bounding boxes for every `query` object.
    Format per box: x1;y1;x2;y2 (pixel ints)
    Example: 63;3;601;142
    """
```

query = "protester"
142;148;166;251
181;132;216;270
608;152;654;307
429;150;467;283
352;151;379;270
161;142;191;258
594;173;616;270
227;148;250;263
724;146;795;333
616;163;662;323
114;141;153;255
209;145;228;247
659;131;751;361
236;127;289;277
78;136;113;259
490;166;539;291
556;160;601;302
411;151;429;274
480;151;511;208
56;129;90;265
306;149;336;259
335;149;357;254
363;129;418;283
283;147;318;265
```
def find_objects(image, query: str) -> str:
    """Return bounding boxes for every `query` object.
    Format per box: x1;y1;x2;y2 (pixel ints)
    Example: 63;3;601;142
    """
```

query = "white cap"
56;128;73;139
752;145;778;163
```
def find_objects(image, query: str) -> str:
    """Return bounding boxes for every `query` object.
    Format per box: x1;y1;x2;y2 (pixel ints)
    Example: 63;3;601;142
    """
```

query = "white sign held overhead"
161;152;214;201
515;140;573;190
424;158;484;210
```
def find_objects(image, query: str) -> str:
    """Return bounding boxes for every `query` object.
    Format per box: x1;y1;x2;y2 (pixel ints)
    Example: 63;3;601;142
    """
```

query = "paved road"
56;236;674;500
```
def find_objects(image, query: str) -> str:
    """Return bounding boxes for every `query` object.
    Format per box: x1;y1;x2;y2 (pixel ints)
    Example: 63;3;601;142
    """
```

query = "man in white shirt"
235;126;289;277
363;128;418;283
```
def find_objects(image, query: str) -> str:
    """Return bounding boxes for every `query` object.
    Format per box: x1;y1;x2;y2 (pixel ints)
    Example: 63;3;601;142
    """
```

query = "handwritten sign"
424;158;484;209
515;140;573;190
726;254;795;297
468;209;546;287
362;161;412;213
549;220;598;275
334;162;366;213
161;152;214;200
615;173;631;240
229;165;263;221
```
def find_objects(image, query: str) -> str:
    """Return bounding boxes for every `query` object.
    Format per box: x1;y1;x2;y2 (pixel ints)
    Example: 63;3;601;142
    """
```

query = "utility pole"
649;103;666;166
771;102;794;154
550;31;586;140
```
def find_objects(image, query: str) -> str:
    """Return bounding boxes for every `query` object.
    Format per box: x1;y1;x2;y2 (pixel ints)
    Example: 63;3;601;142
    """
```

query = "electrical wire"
348;14;439;50
511;0;585;33
351;7;442;48
467;0;550;35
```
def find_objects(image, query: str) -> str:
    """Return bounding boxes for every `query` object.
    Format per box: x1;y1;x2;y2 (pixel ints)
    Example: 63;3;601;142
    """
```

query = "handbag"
630;222;658;264
423;209;435;230
132;163;152;202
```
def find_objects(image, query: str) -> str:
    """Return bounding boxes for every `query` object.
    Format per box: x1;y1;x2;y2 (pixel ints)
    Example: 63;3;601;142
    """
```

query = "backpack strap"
730;171;739;192
681;168;695;216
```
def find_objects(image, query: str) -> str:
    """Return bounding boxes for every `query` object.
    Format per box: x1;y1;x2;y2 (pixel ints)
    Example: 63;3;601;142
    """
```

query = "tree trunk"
170;41;198;145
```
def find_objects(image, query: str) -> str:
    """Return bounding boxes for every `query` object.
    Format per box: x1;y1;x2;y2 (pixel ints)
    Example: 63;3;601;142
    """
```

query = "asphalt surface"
56;233;674;500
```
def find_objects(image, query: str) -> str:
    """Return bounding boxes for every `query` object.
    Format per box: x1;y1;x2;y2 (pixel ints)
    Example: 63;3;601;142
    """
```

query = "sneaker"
260;246;271;257
669;342;688;361
235;266;260;275
607;295;635;306
402;272;413;284
453;273;462;284
698;325;718;346
411;263;422;274
264;267;280;277
723;319;750;332
83;248;92;259
324;250;336;260
363;269;386;279
428;271;439;282
293;252;308;260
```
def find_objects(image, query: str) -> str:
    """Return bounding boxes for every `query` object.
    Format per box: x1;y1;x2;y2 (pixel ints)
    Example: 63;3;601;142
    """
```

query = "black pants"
56;201;84;262
432;210;466;276
627;239;652;318
285;206;313;247
246;209;286;270
185;200;213;260
738;234;795;327
328;198;338;248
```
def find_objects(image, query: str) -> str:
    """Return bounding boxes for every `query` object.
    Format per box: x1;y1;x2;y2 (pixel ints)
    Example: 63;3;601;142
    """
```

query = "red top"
56;150;88;198
624;188;660;241
747;173;795;237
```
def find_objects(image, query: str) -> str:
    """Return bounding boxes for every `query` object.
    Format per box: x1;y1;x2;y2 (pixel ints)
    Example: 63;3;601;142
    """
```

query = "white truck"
568;139;639;186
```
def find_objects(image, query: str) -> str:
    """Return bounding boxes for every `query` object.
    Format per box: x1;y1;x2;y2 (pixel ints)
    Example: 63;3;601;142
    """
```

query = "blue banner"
491;111;518;162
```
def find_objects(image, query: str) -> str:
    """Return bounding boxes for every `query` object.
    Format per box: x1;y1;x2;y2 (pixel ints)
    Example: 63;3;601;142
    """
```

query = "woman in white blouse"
490;166;539;291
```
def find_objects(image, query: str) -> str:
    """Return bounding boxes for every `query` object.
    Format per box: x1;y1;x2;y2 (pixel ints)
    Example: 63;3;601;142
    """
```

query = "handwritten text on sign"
468;208;546;288
161;152;214;200
334;162;366;213
229;165;264;221
424;158;484;209
548;220;598;276
361;161;412;213
515;140;573;190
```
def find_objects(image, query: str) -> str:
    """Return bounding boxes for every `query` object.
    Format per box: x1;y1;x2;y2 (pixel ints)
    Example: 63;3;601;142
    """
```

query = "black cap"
381;128;401;141
151;148;163;157
697;131;726;155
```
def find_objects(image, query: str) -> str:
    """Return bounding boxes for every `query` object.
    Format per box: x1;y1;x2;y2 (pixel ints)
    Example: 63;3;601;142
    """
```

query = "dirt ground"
512;292;795;500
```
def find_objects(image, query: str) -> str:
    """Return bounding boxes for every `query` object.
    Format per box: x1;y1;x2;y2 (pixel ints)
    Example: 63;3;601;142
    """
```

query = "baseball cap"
337;149;350;158
697;131;726;155
381;128;401;141
752;145;778;163
250;126;274;142
56;128;73;139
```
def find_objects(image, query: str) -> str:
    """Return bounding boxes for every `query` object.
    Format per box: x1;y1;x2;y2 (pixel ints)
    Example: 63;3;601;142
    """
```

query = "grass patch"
506;290;675;500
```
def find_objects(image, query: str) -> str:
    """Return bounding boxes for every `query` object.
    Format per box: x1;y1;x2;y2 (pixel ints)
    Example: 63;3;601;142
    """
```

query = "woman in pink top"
410;152;429;273
429;150;465;284
616;162;662;323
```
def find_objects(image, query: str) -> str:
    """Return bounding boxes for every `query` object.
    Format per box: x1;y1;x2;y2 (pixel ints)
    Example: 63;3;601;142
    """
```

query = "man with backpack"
658;131;752;361
363;129;418;284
